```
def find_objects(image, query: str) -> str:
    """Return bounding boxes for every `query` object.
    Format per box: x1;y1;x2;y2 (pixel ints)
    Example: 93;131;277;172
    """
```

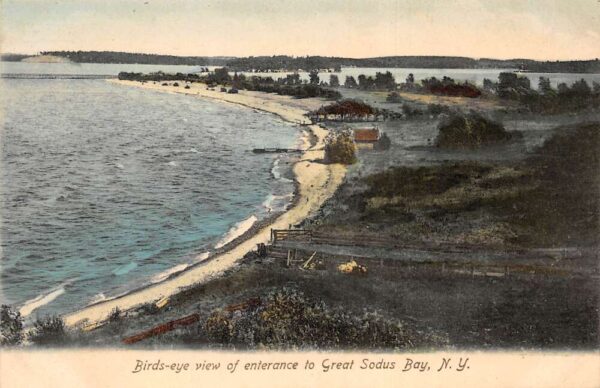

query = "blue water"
3;61;599;88
0;77;299;318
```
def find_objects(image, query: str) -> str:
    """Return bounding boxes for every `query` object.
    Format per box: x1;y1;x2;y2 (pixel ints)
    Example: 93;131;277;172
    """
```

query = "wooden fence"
270;229;528;255
265;245;589;280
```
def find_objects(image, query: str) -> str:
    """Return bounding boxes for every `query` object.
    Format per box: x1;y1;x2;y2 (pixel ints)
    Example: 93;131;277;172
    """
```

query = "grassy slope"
315;122;599;249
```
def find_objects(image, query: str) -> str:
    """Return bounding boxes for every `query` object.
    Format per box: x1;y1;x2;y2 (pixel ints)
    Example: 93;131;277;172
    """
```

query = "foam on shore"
62;80;346;327
20;284;67;317
215;215;258;249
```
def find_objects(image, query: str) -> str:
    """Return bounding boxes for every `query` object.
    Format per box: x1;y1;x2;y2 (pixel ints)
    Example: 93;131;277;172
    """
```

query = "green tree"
325;133;357;164
344;76;357;88
538;77;554;95
482;78;495;92
309;70;320;85
28;316;66;346
374;71;396;90
329;74;340;87
1;305;23;346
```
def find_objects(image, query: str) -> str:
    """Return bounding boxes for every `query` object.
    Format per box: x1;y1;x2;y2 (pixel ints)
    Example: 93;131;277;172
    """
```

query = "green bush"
28;316;66;346
386;92;401;103
203;288;445;350
374;133;392;150
436;112;513;148
324;133;357;164
1;305;23;346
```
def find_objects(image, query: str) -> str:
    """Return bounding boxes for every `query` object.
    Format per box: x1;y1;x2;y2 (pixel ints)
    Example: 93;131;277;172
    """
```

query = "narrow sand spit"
62;80;346;327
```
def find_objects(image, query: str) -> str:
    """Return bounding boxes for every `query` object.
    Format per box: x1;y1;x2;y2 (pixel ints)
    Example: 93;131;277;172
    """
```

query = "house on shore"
353;127;381;149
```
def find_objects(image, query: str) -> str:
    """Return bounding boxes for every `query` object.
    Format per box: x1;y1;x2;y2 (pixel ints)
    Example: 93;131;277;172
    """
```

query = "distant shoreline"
61;80;346;328
3;52;600;73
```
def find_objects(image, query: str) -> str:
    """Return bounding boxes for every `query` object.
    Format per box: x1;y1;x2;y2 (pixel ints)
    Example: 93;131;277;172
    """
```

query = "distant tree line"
36;51;231;66
483;72;600;113
225;55;600;73
4;52;599;73
118;71;201;82
394;74;481;98
119;68;341;100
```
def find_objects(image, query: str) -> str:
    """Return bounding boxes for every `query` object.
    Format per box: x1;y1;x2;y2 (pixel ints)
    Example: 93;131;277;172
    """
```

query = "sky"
1;0;599;60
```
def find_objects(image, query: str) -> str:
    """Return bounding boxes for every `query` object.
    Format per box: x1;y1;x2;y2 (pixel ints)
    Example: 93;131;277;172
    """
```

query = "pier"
252;148;303;154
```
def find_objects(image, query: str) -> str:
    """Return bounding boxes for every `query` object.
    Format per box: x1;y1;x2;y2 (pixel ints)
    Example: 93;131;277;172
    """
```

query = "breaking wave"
214;215;258;249
151;263;189;284
19;283;70;317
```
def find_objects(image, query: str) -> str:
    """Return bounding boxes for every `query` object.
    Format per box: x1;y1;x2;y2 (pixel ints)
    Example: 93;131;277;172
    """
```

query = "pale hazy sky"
1;0;599;59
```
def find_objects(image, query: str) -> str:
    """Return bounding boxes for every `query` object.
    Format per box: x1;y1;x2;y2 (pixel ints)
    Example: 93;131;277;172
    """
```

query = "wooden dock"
252;148;303;154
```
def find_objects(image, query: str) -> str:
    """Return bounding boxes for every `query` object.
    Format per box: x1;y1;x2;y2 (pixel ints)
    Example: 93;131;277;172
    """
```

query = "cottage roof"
353;128;380;142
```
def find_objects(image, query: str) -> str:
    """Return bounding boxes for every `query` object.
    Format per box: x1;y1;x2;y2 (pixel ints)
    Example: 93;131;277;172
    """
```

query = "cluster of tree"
311;99;379;121
117;71;201;82
483;73;600;113
1;305;66;346
340;72;396;90
118;68;341;99
420;76;481;98
37;51;232;65
227;56;600;73
230;72;341;99
395;74;481;98
225;56;344;72
356;72;396;90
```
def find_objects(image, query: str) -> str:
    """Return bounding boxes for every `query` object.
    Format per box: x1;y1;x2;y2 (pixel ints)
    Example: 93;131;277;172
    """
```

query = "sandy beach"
62;80;346;327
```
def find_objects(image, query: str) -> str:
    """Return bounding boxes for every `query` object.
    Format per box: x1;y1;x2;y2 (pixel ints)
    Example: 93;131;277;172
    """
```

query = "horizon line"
2;50;599;63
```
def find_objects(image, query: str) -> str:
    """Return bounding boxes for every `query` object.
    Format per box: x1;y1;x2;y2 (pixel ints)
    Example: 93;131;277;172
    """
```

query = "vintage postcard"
0;1;599;387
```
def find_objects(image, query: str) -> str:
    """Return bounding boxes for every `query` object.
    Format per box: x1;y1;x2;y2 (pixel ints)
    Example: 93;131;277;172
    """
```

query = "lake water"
1;61;598;319
0;67;300;318
3;61;599;88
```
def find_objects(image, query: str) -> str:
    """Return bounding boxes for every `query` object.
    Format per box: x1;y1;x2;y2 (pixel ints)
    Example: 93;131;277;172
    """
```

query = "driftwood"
122;313;200;345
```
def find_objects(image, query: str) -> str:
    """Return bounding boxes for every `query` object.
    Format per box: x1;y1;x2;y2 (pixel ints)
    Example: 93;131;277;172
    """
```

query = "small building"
353;127;381;149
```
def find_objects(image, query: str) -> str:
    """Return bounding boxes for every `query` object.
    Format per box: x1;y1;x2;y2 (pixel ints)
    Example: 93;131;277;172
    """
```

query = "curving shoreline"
62;80;346;327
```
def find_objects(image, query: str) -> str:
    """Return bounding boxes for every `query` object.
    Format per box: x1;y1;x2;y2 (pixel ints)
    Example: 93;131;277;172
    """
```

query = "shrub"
28;316;66;346
374;132;391;150
203;288;445;350
386;92;401;103
435;112;513;149
108;307;122;322
401;103;423;117
1;305;23;346
324;133;357;164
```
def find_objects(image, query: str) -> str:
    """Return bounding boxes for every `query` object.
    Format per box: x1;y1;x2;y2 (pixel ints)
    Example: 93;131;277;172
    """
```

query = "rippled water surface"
1;78;299;317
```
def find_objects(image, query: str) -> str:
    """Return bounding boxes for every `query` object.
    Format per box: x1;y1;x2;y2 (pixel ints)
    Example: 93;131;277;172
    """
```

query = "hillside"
3;52;599;73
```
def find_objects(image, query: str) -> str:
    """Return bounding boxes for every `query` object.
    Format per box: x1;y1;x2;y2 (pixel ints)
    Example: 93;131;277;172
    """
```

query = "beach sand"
62;80;346;327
